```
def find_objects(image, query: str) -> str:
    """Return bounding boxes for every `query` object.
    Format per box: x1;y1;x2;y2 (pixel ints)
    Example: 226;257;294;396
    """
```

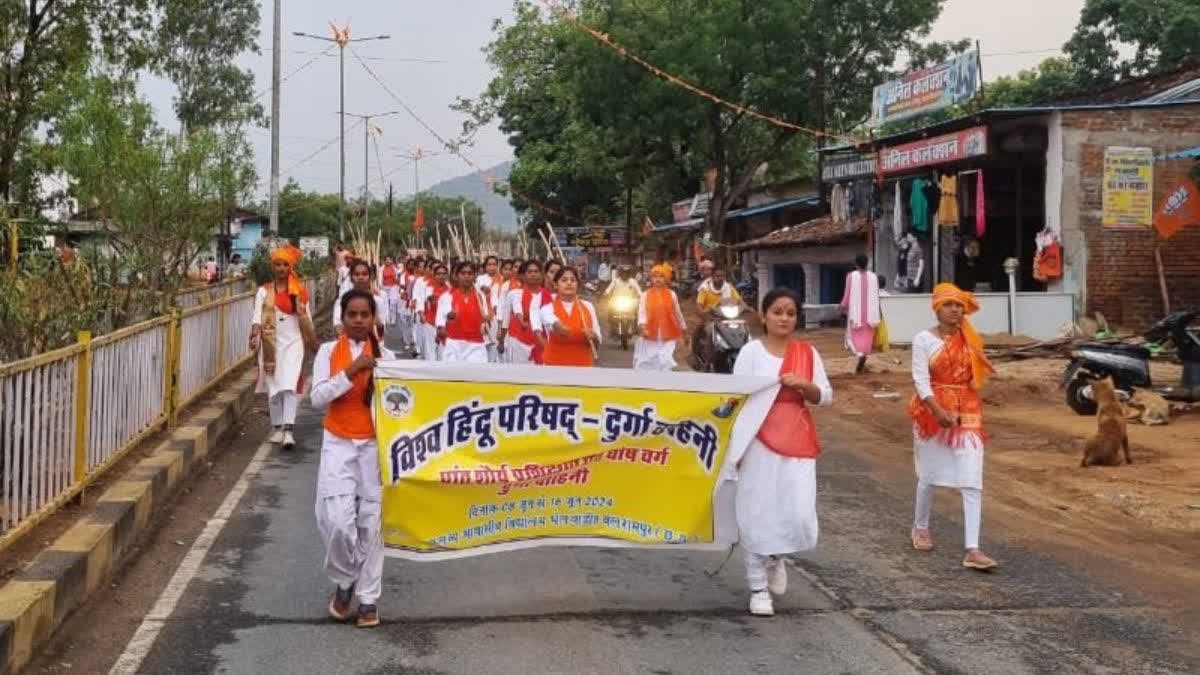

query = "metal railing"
173;276;256;309
0;271;336;550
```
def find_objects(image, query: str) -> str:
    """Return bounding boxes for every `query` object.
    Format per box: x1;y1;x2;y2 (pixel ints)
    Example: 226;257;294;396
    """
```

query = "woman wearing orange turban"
633;263;686;370
908;283;996;570
250;244;318;449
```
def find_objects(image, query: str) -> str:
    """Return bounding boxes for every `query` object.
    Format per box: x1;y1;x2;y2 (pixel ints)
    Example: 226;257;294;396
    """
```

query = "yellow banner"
1102;146;1154;228
373;363;773;560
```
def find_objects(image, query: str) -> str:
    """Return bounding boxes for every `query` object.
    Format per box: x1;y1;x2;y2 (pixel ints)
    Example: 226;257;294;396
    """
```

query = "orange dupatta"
542;299;594;367
643;287;682;341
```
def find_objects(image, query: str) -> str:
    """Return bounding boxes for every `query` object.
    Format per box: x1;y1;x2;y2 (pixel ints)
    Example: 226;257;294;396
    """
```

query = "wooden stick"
1154;244;1171;315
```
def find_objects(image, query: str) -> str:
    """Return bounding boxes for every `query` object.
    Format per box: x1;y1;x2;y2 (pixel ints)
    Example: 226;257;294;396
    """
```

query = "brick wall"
1062;106;1200;329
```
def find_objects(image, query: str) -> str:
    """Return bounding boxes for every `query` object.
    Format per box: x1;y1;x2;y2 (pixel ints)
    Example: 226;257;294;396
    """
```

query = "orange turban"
271;245;307;299
651;263;673;280
931;283;993;388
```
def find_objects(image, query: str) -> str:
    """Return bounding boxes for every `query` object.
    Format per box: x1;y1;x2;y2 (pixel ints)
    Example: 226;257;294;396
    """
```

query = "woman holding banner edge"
536;266;602;367
731;287;833;617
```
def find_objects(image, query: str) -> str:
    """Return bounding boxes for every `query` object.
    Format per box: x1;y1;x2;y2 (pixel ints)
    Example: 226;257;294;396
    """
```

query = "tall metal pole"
268;0;281;235
363;119;370;230
339;46;346;241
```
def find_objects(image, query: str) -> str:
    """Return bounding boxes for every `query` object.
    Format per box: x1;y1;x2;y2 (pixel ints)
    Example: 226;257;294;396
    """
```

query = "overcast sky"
140;0;1087;201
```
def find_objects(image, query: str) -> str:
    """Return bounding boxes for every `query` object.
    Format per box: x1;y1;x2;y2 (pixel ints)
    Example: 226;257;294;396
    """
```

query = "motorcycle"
1061;308;1200;415
691;300;749;374
735;277;758;310
607;291;639;350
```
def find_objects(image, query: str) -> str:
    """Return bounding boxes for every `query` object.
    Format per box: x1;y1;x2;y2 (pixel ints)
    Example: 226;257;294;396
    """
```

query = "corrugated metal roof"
1159;146;1200;160
651;217;702;233
1139;77;1200;104
736;215;868;250
726;195;821;220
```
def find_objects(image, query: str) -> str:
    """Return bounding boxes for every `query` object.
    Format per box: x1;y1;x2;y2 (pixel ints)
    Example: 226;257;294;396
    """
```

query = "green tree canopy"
1065;0;1200;88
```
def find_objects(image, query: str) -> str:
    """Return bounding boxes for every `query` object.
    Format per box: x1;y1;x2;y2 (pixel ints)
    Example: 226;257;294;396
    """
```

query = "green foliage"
1065;0;1200;88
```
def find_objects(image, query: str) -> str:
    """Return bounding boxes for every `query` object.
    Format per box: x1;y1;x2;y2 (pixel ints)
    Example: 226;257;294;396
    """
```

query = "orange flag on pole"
414;206;426;233
1154;180;1200;239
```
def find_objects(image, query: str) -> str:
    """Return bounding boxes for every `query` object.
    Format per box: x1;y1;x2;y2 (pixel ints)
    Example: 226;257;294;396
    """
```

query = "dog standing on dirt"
1081;376;1132;467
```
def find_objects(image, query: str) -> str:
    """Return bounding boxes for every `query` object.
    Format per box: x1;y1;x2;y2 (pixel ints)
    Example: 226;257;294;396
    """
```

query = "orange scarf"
643;287;682;341
930;283;993;389
323;335;376;440
543;299;594;367
757;340;821;458
908;330;986;447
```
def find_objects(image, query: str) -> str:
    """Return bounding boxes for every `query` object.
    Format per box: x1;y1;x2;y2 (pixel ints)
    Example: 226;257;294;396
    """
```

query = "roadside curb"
0;368;259;675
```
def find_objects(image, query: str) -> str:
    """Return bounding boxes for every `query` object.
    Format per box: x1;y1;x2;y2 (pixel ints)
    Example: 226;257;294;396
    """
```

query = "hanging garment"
892;181;904;240
975;171;987;237
909;179;931;232
1033;230;1063;283
938;174;959;225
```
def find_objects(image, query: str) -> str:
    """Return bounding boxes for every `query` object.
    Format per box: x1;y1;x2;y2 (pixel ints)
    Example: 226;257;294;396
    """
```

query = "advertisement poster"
879;126;988;175
298;236;330;259
1103;147;1154;228
373;363;775;560
871;50;979;126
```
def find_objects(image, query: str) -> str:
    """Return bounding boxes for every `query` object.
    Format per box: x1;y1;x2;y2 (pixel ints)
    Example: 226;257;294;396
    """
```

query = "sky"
139;0;1088;202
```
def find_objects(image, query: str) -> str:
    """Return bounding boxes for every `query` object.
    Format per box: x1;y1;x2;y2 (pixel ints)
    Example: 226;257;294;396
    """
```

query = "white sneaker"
282;431;296;450
269;428;284;444
749;590;774;616
767;558;788;596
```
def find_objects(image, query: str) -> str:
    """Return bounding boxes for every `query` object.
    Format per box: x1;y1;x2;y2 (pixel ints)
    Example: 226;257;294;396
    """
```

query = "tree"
149;0;263;130
1065;0;1200;88
463;0;945;249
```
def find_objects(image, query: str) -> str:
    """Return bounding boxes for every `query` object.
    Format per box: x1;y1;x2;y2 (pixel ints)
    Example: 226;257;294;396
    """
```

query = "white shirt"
597;263;611;282
732;339;833;406
410;276;429;314
503;287;548;329
536;298;602;344
605;277;642;297
911;330;945;402
436;288;488;330
310;339;397;411
475;272;502;309
332;288;389;328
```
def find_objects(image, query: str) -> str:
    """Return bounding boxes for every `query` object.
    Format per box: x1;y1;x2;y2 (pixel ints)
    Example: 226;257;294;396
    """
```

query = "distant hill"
428;160;518;232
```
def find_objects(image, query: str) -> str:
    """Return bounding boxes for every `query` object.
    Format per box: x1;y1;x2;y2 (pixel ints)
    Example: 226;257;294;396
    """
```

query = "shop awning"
726;195;820;220
736;215;868;251
1159;145;1200;160
650;218;702;234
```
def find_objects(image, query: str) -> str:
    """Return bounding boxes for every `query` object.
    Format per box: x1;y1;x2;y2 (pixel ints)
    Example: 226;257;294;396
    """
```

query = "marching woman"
333;259;388;339
250;245;319;450
409;259;430;359
380;255;401;328
543;260;563;300
909;283;997;571
437;261;490;364
310;290;395;628
536;266;601;367
501;260;550;365
731;287;833;617
634;263;686;371
420;263;450;361
475;256;503;362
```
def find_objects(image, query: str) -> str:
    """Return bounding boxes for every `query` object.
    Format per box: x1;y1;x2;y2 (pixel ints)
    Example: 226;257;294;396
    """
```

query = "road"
26;327;1200;674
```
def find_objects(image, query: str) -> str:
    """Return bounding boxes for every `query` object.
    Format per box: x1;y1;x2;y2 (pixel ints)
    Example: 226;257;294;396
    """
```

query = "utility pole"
269;0;282;235
294;22;390;241
344;111;400;233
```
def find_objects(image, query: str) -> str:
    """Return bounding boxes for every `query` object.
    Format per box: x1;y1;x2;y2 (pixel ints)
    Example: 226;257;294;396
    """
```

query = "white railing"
173;277;256;309
0;270;337;550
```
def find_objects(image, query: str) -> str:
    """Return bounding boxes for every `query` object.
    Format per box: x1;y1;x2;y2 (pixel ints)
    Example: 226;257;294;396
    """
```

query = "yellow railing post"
164;310;182;427
73;331;92;483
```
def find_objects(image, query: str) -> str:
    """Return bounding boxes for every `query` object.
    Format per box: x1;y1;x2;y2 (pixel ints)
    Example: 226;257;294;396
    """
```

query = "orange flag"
1155;179;1200;239
414;206;426;233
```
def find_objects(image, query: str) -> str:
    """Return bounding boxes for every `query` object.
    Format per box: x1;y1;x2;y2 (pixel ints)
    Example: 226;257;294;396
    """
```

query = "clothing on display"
909;178;931;232
938;174;959;225
975;171;987;237
1033;229;1063;282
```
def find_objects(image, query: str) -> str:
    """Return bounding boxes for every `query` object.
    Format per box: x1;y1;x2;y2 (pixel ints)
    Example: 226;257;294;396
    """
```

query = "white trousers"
743;550;783;592
268;391;298;427
913;478;982;550
315;495;383;605
419;324;440;361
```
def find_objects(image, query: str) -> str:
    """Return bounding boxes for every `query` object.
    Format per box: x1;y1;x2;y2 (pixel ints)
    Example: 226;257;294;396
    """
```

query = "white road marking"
109;440;274;675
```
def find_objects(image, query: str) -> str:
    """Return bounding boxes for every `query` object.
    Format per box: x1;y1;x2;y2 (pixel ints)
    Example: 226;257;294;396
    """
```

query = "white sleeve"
732;340;759;376
375;293;389;326
435;293;453;329
501;291;517;328
252;288;265;326
585;301;602;344
636;293;648;325
475;274;490;292
809;348;833;407
538;303;557;332
332;290;344;327
912;332;936;401
309;342;352;411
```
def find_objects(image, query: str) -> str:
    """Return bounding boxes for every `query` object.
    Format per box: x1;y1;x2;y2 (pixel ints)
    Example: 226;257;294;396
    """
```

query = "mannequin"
896;234;925;292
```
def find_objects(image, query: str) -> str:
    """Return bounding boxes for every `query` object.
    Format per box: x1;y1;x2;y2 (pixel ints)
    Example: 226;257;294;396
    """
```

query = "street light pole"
344;111;401;235
269;0;281;235
293;24;390;242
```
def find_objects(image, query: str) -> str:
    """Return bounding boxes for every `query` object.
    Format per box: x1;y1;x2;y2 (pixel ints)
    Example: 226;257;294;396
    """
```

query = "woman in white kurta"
250;245;318;450
535;267;602;366
419;264;450;362
310;289;395;628
333;260;388;338
908;283;997;571
439;261;490;364
731;287;832;617
501;261;549;365
409;264;430;359
634;264;685;371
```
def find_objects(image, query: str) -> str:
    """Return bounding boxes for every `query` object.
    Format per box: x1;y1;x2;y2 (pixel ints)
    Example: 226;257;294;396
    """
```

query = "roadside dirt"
804;326;1200;608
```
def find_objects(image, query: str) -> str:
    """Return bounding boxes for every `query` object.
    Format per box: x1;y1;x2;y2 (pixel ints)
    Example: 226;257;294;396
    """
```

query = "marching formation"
251;244;997;626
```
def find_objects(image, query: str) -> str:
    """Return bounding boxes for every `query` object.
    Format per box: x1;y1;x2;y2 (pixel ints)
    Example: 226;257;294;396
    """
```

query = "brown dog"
1081;376;1132;467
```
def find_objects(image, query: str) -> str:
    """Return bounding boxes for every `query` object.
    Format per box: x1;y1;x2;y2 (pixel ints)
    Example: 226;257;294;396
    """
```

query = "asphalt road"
28;327;1200;674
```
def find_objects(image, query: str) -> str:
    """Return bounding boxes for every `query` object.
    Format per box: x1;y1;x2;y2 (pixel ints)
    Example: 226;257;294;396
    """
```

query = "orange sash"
508;288;538;346
643;287;682;341
382;265;398;287
323;336;376;440
756;340;821;458
908;331;986;447
424;282;448;325
543;299;594;367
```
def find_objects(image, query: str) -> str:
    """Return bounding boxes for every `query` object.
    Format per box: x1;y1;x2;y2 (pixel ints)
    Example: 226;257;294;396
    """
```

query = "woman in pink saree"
840;254;881;373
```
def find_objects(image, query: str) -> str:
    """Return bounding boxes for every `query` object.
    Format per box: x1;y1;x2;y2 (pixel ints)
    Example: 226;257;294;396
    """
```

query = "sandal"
962;550;998;571
911;528;934;551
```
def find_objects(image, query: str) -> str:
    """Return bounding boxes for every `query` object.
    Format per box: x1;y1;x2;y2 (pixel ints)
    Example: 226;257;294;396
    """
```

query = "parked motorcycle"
691;300;749;374
607;291;639;350
1062;308;1200;415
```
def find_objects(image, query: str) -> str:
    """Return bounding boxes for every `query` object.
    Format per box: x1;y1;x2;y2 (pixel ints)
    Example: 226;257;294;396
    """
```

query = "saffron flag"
372;362;777;560
1154;179;1200;240
414;206;426;233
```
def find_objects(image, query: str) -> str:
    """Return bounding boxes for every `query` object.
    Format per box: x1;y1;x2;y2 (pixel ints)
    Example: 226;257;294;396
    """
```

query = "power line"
281;118;364;176
262;47;452;64
253;43;336;101
982;47;1063;57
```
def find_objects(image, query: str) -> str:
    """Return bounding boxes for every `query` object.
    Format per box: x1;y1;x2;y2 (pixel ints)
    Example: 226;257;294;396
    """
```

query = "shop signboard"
1102;147;1154;228
821;152;878;182
870;50;980;126
299;236;330;259
556;226;627;249
879;126;988;175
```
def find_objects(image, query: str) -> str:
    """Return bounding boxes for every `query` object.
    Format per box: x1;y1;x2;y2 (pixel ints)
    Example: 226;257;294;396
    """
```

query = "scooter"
691;301;749;374
1062;308;1200;415
607;291;639;350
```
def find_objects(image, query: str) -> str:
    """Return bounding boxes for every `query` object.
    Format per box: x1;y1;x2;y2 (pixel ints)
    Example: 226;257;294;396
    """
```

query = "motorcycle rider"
604;264;643;298
693;266;745;368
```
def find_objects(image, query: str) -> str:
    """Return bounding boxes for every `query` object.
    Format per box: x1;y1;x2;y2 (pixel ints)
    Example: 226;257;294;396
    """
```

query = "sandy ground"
800;325;1200;608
